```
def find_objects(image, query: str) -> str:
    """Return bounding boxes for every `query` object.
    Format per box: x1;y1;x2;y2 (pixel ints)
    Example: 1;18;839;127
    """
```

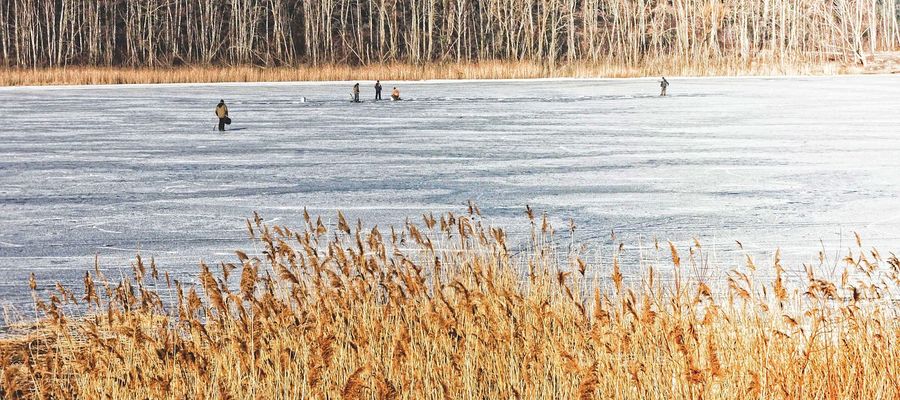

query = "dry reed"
0;207;897;399
0;58;877;86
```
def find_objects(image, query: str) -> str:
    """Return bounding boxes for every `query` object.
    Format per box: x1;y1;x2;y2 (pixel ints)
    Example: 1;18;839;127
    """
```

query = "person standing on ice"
352;83;361;103
375;80;383;100
215;100;229;131
660;77;669;97
391;87;401;101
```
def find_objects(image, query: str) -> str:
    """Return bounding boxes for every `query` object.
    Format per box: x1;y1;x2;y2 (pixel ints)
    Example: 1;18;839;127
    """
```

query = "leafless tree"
0;0;897;68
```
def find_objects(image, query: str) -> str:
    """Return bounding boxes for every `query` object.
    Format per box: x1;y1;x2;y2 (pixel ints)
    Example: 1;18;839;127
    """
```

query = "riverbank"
4;55;897;86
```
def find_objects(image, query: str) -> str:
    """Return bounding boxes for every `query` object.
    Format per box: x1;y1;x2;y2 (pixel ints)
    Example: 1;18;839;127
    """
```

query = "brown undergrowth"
0;206;897;399
0;58;865;87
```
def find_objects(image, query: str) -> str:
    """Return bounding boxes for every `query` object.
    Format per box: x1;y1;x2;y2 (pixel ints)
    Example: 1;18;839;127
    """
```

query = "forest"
1;0;898;70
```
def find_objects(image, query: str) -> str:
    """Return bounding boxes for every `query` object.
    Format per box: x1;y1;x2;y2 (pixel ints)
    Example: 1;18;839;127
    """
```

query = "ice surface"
1;76;899;310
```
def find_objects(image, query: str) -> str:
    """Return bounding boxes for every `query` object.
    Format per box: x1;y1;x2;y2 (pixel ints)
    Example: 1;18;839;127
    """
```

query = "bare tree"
0;0;897;69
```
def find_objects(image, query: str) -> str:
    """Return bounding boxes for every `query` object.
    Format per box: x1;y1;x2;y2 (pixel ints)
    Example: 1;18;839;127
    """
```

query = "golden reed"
1;207;897;399
0;59;854;86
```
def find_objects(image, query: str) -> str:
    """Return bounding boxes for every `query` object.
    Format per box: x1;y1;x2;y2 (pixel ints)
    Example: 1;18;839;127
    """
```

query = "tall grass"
0;59;854;86
1;208;897;398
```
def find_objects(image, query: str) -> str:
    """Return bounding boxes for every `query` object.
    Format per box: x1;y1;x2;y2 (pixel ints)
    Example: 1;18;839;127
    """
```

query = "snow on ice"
1;75;899;310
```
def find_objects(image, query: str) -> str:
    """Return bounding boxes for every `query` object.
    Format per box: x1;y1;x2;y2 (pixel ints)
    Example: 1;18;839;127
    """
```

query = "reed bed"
0;59;847;86
0;207;897;399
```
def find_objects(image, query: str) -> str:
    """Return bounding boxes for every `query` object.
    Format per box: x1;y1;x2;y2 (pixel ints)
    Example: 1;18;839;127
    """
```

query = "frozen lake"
1;76;900;311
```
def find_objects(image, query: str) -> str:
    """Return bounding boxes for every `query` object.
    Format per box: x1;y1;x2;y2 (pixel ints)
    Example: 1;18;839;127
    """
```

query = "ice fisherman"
660;77;669;97
391;87;401;101
375;80;383;100
352;83;361;103
215;99;229;131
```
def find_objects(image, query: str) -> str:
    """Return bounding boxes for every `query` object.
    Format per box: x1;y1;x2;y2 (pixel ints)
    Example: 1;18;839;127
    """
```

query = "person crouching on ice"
215;99;229;131
391;87;401;101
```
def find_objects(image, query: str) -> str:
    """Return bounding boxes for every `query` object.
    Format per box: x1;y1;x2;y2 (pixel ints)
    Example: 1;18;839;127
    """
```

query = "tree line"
1;0;898;69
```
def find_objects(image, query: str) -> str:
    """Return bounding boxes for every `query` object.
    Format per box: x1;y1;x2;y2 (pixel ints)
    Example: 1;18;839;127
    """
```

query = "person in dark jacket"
352;83;360;103
215;100;229;131
660;77;669;97
375;80;383;100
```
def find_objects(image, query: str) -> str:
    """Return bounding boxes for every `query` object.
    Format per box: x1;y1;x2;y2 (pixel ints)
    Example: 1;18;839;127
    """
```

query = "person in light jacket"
391;87;401;101
215;100;229;131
